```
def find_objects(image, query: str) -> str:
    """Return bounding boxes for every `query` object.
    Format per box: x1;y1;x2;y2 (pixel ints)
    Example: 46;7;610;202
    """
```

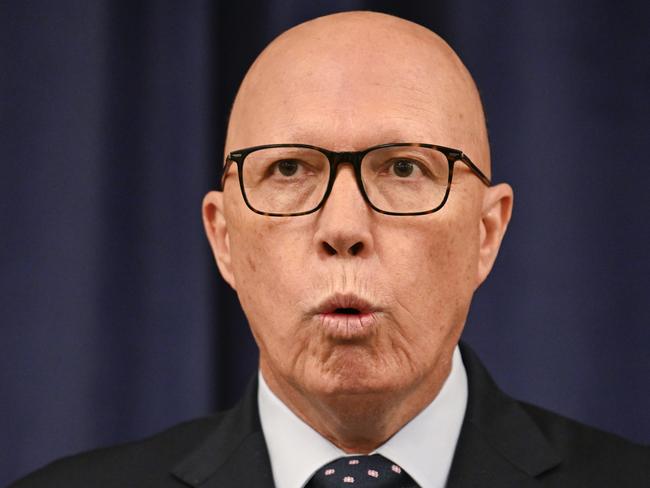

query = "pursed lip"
312;293;381;339
314;292;378;315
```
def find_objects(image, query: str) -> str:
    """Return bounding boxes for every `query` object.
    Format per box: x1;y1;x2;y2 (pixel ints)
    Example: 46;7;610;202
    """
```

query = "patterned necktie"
306;454;419;487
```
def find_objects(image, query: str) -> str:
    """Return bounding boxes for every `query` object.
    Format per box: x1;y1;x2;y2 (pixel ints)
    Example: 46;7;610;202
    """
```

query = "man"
12;11;648;488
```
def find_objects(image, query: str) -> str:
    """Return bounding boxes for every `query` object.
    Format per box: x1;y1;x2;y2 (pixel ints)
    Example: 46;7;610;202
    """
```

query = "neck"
260;358;453;453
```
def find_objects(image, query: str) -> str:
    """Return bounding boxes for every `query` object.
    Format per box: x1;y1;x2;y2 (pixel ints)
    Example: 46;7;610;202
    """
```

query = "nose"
313;165;374;258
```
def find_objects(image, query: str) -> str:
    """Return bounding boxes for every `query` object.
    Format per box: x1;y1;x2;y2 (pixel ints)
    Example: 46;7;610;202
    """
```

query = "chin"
308;348;408;397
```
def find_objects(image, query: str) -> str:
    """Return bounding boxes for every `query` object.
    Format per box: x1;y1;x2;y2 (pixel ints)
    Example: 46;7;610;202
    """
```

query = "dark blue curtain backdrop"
2;1;648;484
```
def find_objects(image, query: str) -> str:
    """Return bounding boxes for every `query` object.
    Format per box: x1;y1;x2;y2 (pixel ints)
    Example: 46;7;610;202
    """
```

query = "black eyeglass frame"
221;143;491;217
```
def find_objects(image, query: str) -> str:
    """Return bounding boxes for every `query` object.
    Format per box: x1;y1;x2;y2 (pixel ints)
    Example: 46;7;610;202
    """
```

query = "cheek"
382;214;479;341
227;216;313;347
428;218;479;290
386;218;476;289
231;217;305;290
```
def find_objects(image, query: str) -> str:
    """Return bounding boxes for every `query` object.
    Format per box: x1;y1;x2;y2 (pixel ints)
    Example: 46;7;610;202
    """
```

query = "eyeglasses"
221;143;491;216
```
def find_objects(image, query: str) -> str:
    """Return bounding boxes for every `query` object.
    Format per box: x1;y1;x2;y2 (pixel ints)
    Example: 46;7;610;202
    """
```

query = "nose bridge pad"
330;152;364;194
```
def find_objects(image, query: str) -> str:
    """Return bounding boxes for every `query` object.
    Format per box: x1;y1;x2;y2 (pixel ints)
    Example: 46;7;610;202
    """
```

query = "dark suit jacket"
10;343;649;487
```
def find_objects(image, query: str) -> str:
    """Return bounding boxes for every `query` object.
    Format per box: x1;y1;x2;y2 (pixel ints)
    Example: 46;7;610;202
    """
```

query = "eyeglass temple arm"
460;155;491;187
220;157;236;190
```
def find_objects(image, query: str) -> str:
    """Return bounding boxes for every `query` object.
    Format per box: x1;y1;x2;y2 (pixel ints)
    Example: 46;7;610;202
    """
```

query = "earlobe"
202;191;237;289
476;183;514;286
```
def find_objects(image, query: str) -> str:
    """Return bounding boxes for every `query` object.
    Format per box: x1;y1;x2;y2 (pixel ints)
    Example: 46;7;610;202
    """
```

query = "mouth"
332;307;363;315
314;293;379;339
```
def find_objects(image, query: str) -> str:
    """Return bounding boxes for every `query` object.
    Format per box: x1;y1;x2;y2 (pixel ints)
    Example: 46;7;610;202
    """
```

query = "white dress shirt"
258;346;468;488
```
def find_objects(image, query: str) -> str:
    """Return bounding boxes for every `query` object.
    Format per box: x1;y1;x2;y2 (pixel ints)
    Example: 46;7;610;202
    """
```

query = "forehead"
229;38;471;152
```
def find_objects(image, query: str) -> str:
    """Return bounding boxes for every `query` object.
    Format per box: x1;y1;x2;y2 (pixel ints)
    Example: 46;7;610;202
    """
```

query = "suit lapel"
171;377;275;488
447;343;562;487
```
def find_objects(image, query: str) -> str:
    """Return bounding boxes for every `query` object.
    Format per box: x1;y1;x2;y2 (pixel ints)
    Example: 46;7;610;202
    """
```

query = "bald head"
227;11;490;174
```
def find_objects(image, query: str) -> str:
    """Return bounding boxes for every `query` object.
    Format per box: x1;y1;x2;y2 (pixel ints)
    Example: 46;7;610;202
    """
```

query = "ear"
202;191;237;289
476;183;514;286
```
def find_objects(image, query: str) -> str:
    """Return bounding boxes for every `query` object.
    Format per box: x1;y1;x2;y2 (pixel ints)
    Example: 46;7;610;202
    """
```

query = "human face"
204;15;508;410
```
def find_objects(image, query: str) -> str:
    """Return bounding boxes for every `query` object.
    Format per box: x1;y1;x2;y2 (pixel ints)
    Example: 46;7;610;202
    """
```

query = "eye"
277;159;299;176
391;159;415;177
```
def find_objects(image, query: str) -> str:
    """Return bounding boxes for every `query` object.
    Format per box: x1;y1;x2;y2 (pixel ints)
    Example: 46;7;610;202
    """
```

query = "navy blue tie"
306;454;419;487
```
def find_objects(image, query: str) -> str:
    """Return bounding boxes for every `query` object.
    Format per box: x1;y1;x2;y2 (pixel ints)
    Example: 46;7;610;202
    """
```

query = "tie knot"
307;454;418;487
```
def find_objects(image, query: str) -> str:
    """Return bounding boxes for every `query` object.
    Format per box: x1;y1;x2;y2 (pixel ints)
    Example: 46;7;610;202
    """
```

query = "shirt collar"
258;346;468;488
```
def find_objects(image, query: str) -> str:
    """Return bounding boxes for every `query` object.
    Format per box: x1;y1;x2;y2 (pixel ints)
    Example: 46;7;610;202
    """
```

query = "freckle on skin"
247;253;257;272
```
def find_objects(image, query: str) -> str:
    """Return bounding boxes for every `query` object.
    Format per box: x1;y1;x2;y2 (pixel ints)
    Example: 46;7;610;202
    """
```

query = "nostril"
348;242;364;256
322;242;337;256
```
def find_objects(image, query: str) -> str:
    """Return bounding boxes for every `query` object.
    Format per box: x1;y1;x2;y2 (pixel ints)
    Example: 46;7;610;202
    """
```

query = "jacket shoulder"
9;414;227;488
519;400;649;479
456;342;649;486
